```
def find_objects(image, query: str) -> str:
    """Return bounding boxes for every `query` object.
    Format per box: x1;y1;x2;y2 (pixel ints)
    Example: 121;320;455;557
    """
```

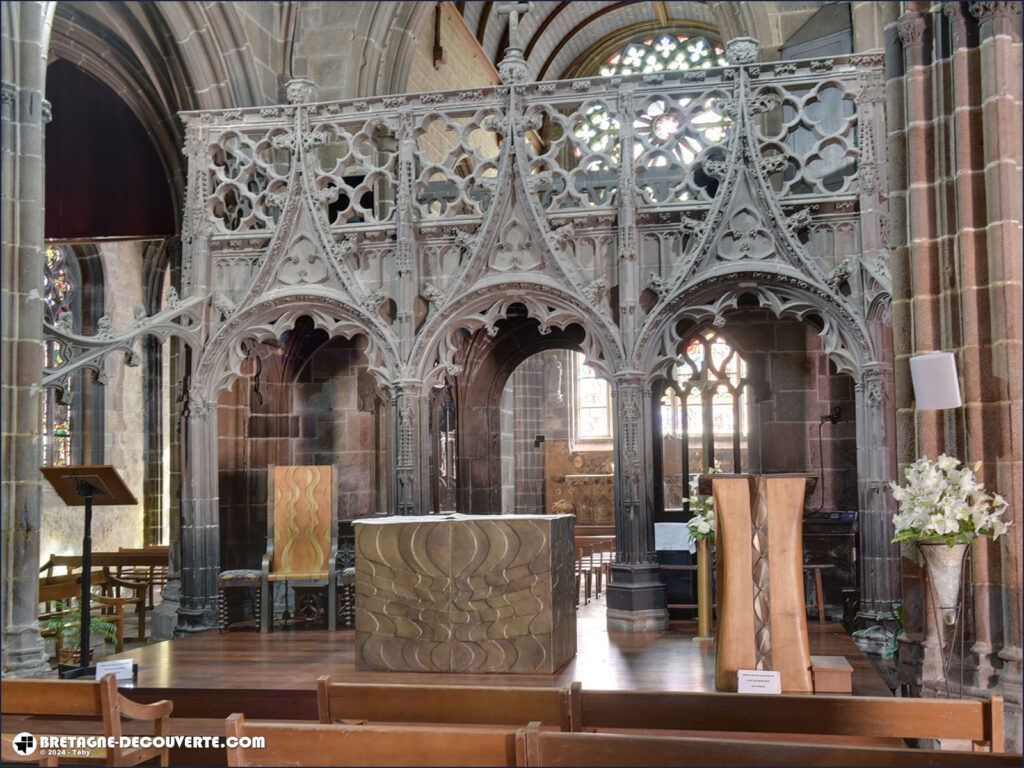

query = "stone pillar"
176;385;219;631
969;0;1024;749
1;1;56;677
392;383;425;515
606;374;667;632
855;365;901;618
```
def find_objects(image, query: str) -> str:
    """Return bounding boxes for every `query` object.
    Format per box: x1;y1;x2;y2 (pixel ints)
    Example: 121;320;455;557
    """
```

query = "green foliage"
42;600;118;649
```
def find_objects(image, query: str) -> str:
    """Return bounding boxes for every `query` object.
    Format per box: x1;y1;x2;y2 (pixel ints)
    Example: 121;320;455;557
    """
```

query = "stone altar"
354;513;576;673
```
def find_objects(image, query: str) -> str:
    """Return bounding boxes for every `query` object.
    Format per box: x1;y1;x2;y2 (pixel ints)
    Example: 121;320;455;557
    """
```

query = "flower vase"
919;541;968;625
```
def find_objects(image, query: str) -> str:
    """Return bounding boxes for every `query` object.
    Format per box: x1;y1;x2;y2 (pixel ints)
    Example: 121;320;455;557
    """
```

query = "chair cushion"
218;569;262;586
267;571;328;581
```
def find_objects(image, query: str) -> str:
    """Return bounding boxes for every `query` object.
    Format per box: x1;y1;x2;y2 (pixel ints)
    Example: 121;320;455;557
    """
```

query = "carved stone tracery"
40;42;894;629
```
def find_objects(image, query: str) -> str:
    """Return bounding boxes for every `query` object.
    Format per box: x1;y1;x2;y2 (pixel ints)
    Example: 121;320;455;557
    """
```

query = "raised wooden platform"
100;610;889;697
3;605;893;766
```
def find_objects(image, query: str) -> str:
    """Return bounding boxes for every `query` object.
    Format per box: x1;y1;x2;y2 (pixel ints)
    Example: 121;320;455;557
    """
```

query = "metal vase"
919;541;968;625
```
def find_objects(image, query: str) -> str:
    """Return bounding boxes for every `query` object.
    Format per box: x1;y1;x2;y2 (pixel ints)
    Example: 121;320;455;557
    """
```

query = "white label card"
95;659;134;685
737;669;782;694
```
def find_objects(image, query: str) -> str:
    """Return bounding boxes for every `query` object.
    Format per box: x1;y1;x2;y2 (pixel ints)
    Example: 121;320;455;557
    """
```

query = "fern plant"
42;599;118;653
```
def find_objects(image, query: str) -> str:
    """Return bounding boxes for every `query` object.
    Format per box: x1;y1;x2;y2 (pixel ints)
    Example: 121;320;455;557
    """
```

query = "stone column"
176;385;219;631
606;374;667;632
855;365;901;618
1;1;55;676
392;383;425;515
970;0;1024;749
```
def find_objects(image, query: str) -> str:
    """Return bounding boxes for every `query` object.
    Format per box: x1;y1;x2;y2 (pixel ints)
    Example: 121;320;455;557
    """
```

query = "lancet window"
572;352;612;446
661;330;750;483
41;244;78;466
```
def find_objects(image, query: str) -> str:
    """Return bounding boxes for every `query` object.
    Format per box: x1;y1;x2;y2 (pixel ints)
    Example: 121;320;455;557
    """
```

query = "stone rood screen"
42;41;896;628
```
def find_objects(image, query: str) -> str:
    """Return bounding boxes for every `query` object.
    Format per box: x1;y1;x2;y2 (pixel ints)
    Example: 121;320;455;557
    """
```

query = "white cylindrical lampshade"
909;352;962;410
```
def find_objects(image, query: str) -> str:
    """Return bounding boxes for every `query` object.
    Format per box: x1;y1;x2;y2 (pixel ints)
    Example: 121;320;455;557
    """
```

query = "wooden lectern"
39;465;137;679
702;473;817;693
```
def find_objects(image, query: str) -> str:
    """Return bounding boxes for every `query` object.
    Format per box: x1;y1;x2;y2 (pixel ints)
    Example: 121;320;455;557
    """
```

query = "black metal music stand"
40;465;137;679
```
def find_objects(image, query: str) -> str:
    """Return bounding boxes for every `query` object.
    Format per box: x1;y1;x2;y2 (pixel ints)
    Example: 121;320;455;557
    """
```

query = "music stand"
40;465;137;679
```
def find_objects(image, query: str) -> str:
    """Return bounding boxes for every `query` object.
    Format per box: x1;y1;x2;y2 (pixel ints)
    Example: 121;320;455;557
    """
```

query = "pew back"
515;727;1023;767
225;713;524;767
1;675;173;766
578;689;1004;751
316;677;578;731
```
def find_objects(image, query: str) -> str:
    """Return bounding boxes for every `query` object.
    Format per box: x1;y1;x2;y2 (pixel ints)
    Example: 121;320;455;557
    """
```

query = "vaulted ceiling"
456;1;828;80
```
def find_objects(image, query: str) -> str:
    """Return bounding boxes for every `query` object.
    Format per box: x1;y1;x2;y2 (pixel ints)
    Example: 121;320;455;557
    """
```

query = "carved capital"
897;14;927;46
725;37;760;65
285;78;319;105
969;0;1023;25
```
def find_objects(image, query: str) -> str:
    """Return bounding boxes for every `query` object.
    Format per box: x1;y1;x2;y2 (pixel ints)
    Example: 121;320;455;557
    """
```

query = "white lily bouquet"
890;454;1010;546
686;494;715;542
685;470;718;543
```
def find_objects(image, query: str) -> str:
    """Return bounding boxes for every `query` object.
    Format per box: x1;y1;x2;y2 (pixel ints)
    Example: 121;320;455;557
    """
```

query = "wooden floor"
103;595;892;698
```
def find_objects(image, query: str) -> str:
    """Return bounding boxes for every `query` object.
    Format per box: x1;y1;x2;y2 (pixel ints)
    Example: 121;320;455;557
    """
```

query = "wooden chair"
39;560;149;642
514;725;1023;767
316;676;578;731
225;713;523;767
38;573;134;655
1;674;172;766
261;465;338;632
576;689;1006;752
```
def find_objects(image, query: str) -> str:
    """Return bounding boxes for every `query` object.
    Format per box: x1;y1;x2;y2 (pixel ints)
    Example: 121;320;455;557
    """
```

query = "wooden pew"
316;677;578;731
225;713;525;767
2;734;58;766
577;689;1006;752
514;726;1024;767
1;674;172;766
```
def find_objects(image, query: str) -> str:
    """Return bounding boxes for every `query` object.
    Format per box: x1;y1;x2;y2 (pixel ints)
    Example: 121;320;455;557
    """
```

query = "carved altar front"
354;513;576;673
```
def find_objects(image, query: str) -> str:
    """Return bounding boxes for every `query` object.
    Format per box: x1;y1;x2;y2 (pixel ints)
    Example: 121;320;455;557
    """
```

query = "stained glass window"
574;352;612;441
573;33;729;184
41;244;77;466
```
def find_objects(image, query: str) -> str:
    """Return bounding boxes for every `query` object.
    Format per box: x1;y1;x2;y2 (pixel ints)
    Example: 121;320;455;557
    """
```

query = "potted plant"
42;600;119;665
890;454;1009;623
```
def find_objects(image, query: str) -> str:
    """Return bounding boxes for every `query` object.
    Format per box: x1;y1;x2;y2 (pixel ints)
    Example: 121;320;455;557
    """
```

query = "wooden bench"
225;713;525;766
40;558;152;642
1;674;172;766
316;677;578;731
116;546;169;608
514;725;1024;767
37;572;146;655
576;689;1006;752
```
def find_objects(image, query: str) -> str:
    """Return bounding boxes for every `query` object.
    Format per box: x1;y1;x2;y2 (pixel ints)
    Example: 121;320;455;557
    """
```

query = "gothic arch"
638;273;877;385
194;294;399;404
411;279;625;394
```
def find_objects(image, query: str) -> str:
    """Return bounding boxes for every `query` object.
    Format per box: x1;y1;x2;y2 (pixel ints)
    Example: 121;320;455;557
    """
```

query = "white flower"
890;455;1012;545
